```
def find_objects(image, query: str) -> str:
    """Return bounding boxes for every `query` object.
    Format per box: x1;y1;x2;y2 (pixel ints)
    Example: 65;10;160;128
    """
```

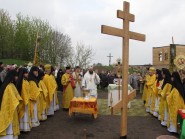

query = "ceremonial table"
69;97;98;119
178;109;185;139
108;84;134;108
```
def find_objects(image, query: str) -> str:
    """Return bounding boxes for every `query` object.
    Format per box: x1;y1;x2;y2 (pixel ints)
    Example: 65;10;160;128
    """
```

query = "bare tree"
65;42;94;69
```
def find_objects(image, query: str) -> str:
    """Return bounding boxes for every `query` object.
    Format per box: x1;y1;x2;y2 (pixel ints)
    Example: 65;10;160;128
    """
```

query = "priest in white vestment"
82;66;100;98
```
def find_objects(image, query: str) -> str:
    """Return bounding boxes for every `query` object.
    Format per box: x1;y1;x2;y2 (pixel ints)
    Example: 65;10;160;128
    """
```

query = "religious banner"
174;55;185;69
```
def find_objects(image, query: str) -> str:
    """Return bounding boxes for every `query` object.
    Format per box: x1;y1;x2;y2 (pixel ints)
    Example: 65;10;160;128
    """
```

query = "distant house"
153;44;185;69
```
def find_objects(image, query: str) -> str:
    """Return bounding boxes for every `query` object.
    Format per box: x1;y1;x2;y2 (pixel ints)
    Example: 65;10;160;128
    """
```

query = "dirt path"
19;90;179;139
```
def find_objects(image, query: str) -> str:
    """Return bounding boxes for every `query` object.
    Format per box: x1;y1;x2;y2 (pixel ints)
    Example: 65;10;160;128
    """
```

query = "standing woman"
167;71;185;132
28;66;40;127
159;68;172;126
16;68;31;132
0;70;22;139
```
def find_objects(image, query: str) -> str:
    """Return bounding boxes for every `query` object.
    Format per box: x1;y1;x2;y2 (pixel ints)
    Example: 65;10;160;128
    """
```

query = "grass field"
0;59;30;66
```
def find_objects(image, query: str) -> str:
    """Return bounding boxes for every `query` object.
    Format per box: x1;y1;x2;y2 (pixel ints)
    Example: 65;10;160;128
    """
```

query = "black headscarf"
156;69;163;83
16;68;29;95
28;66;39;87
161;68;172;89
171;72;185;102
38;69;45;82
0;70;18;109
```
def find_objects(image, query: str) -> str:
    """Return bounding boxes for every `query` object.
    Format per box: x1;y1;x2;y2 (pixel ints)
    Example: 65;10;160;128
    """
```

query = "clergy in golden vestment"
62;66;75;111
150;69;163;116
159;68;172;126
28;66;40;127
151;69;163;117
38;70;48;121
72;66;83;97
167;71;185;133
0;70;22;139
50;66;59;111
145;67;156;113
43;64;55;115
142;68;150;104
16;68;31;132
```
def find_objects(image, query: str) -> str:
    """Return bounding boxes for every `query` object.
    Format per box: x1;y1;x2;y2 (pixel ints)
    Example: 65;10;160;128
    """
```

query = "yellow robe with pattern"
18;79;30;120
142;74;150;101
29;81;40;119
62;73;74;108
43;74;56;107
159;83;172;121
145;74;156;108
50;75;58;105
0;83;22;137
38;80;48;120
167;88;185;127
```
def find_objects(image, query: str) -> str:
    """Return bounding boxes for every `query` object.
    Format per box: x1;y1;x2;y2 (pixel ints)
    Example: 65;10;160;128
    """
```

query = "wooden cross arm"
112;89;136;112
101;25;124;37
128;89;136;101
101;25;145;41
117;10;135;22
129;31;145;42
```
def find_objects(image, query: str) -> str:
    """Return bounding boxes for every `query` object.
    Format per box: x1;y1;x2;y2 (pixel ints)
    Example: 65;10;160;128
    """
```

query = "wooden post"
101;1;145;138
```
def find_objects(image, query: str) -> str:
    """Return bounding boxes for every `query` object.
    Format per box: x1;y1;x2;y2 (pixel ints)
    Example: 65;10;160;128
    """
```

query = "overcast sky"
1;0;185;65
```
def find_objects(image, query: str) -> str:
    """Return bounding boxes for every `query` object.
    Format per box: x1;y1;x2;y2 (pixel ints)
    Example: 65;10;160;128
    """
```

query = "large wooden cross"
101;1;145;138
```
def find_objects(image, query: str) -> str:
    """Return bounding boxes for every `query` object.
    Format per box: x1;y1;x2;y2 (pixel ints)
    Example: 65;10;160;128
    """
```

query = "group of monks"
142;67;185;133
0;64;65;139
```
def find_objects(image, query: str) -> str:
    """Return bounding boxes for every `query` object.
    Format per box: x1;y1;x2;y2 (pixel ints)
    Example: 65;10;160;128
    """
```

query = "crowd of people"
142;67;185;133
0;61;101;139
2;60;185;138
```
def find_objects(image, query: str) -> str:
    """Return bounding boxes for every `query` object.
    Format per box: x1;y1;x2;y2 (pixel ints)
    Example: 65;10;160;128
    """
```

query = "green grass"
0;59;30;66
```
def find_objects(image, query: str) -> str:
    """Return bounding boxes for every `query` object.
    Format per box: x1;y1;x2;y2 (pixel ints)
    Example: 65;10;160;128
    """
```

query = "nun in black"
16;68;31;132
167;71;185;133
0;70;22;138
28;66;40;127
160;68;172;126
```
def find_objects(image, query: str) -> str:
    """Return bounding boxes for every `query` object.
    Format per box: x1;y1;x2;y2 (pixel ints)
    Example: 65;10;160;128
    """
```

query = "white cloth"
161;107;168;126
47;95;54;115
82;71;100;98
0;123;18;139
153;97;159;117
167;119;177;133
54;93;59;111
108;84;133;108
31;102;40;127
20;105;31;131
72;72;82;97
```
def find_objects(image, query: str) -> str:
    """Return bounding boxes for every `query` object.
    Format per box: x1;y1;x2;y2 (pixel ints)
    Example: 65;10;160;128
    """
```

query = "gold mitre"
44;64;51;71
149;67;156;72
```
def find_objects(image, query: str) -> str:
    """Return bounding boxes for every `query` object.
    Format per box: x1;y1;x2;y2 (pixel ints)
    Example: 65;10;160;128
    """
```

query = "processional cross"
33;32;41;66
101;1;145;138
107;53;113;66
